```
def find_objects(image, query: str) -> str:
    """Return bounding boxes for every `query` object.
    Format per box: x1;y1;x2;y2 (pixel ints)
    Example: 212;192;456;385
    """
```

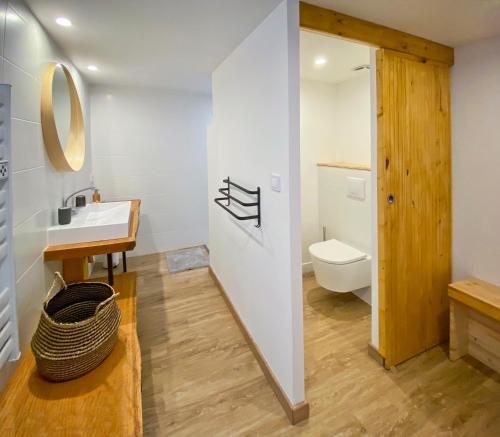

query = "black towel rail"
214;177;261;228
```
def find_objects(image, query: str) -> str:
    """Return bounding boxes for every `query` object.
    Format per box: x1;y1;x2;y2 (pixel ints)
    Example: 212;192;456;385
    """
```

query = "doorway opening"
299;29;378;380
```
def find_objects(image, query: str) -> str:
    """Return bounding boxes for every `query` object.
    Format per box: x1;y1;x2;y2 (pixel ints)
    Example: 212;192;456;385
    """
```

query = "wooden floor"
118;254;500;436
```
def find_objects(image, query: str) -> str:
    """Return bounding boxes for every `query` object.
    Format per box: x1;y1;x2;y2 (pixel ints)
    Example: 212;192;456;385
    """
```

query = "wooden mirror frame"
41;63;85;172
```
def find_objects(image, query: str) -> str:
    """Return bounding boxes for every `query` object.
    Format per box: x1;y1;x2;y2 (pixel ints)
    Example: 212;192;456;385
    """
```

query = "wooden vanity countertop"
0;272;142;437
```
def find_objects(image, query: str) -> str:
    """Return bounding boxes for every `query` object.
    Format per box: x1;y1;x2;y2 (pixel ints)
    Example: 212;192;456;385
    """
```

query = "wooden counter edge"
317;162;371;171
0;272;142;436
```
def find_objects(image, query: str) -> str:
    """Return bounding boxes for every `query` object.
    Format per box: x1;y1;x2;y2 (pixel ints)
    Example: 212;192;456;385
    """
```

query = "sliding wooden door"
377;49;451;367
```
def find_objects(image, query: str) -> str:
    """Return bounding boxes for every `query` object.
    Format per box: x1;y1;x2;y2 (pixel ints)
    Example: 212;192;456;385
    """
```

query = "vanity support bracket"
63;257;89;283
122;252;127;273
107;254;114;286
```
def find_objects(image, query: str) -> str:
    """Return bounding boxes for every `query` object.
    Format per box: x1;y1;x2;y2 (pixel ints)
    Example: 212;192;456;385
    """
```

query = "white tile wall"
12;166;45;226
11;119;43;171
4;5;38;76
318;167;372;254
91;86;211;256
13;209;46;281
14;255;46;350
4;61;40;123
0;0;92;391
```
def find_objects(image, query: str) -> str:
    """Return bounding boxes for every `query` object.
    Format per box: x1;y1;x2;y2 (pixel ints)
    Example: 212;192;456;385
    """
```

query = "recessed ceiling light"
314;57;327;66
56;17;72;27
87;65;98;72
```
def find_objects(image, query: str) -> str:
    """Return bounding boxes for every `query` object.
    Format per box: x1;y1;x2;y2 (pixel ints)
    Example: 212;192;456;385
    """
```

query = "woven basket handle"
94;291;120;315
44;272;68;305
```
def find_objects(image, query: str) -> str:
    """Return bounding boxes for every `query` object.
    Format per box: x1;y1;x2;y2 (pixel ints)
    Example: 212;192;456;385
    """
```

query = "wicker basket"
31;272;121;382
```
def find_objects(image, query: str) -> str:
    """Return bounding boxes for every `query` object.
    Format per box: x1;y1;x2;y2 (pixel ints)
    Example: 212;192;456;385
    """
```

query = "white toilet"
309;239;371;293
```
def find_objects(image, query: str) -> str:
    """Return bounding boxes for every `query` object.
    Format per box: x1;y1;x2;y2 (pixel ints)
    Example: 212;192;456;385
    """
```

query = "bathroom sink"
47;201;132;246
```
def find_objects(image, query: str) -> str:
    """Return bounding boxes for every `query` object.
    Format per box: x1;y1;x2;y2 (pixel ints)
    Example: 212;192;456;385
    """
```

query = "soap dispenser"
89;174;101;202
92;188;101;203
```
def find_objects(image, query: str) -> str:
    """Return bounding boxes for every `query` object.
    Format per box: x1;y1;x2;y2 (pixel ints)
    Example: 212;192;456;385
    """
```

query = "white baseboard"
302;262;313;274
353;286;372;305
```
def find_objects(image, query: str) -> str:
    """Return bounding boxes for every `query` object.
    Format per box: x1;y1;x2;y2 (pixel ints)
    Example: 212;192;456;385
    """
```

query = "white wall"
91;86;211;256
452;35;500;284
209;0;304;405
300;73;371;268
318;167;371;253
334;75;371;165
300;80;336;270
0;0;92;390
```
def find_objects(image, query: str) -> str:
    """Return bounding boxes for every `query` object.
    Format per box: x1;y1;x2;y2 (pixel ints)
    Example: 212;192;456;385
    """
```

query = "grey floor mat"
166;245;209;273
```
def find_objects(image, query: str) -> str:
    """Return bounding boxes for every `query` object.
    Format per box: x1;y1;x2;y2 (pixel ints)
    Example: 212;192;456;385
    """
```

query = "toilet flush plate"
347;177;366;200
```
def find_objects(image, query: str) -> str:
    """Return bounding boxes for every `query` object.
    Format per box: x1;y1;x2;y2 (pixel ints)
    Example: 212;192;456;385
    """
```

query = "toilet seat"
309;239;367;265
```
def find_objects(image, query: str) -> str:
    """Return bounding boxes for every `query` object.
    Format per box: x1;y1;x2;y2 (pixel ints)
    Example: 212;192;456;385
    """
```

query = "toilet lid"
309;239;367;265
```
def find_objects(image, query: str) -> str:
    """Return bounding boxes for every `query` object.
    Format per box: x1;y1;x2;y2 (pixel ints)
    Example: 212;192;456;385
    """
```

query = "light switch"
347;177;365;200
271;173;281;192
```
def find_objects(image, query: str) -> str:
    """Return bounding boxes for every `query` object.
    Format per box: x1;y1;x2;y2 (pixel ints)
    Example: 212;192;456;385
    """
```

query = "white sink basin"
48;201;132;246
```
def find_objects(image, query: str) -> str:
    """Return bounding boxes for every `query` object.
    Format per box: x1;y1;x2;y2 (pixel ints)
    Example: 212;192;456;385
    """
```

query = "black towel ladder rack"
214;177;261;228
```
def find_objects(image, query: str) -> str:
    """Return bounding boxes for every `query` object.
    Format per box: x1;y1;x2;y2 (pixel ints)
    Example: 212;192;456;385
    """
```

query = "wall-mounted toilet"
309;238;371;293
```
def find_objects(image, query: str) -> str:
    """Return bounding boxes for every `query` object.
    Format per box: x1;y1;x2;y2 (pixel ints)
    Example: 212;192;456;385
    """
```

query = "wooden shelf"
0;272;142;437
44;199;141;261
317;162;371;171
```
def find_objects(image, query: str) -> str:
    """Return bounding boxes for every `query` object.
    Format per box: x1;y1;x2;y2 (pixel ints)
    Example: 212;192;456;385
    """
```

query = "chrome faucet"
63;186;95;207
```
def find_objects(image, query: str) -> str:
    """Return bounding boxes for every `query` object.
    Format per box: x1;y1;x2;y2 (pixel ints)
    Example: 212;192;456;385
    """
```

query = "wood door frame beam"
299;2;454;66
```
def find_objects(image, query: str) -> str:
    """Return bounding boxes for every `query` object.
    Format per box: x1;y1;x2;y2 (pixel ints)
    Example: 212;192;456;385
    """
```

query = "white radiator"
0;84;20;371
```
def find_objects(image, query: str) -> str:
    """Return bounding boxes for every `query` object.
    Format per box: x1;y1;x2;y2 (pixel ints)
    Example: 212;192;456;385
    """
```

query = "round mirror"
41;63;85;172
52;66;71;150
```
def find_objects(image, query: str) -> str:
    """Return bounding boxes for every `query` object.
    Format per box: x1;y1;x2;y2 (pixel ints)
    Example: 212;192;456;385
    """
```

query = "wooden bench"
0;272;142;436
449;277;500;372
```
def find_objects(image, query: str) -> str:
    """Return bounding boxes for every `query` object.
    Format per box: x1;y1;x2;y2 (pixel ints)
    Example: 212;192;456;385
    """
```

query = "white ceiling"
306;0;500;47
26;0;500;93
25;0;283;93
300;30;370;84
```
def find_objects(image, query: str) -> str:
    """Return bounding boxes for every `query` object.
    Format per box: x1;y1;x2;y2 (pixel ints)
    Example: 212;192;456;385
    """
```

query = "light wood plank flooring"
114;254;500;436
